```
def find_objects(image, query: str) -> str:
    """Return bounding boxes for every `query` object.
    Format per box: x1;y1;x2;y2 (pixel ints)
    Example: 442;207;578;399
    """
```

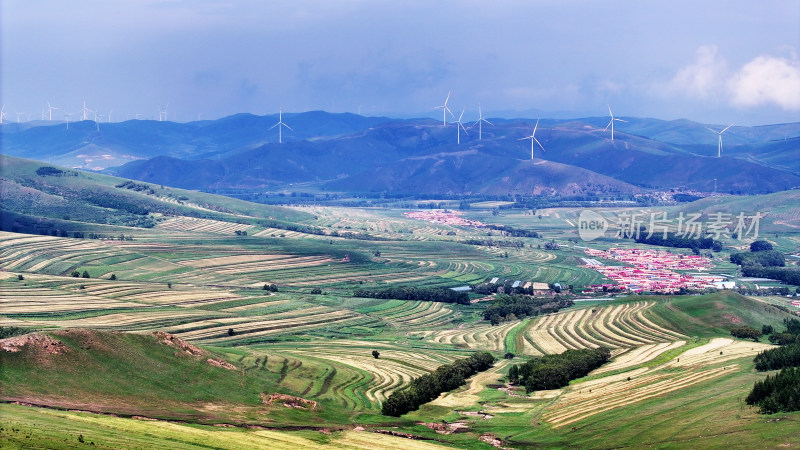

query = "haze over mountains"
2;112;799;196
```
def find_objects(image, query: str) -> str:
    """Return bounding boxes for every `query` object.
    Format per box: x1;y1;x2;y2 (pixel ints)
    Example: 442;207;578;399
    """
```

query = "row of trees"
745;367;800;414
741;266;800;286
461;238;527;249
754;343;800;371
482;224;540;238
753;319;800;370
509;347;611;392
483;295;573;325
730;250;785;267
730;326;763;341
381;352;495;416
353;287;470;305
747;318;800;413
633;232;718;251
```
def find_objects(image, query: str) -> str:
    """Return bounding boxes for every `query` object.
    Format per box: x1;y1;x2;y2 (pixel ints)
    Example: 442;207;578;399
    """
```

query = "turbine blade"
534;137;545;151
721;124;733;133
533;118;540;135
604;120;612;132
608;105;613;117
484;119;493;126
616;118;628;122
283;124;293;131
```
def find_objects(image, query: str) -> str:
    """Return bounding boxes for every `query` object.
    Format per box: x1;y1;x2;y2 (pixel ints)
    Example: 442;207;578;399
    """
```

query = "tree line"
747;318;800;413
353;287;470;305
381;352;495;416
508;347;611;392
633;232;718;251
483;294;573;325
741;266;800;286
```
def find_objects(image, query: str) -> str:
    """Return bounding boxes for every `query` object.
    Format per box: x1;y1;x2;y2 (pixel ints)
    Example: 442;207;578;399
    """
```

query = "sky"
2;0;799;125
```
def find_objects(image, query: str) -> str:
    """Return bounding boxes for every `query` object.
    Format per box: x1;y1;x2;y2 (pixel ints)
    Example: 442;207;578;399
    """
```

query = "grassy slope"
0;329;356;427
0;154;312;224
643;291;796;338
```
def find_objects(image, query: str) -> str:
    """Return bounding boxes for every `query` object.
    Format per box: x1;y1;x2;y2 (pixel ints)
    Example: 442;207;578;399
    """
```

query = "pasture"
2;200;800;448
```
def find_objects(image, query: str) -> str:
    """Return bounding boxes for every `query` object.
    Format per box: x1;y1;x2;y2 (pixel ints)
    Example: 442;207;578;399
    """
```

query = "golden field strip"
520;301;687;356
541;337;776;427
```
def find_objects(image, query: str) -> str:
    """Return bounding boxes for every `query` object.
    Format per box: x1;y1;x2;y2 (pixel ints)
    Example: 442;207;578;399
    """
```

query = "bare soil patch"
0;333;69;355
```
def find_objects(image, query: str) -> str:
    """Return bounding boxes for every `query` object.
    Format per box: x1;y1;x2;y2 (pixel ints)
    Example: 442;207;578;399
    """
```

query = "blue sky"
2;0;799;125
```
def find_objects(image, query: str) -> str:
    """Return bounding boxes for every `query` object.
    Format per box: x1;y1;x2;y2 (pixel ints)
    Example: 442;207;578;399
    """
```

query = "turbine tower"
269;108;293;144
518;119;546;160
455;108;469;144
0;105;5;124
64;113;73;130
705;124;733;158
47;102;59;120
472;104;493;140
433;91;455;126
80;101;92;121
16;112;24;123
604;105;627;141
158;103;169;121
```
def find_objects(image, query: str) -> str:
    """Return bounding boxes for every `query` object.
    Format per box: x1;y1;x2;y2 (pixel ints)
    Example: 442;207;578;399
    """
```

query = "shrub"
731;326;762;341
750;240;774;252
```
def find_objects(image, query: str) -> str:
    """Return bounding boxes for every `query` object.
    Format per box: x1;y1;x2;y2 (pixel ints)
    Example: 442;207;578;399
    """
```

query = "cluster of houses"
404;210;485;227
582;247;728;294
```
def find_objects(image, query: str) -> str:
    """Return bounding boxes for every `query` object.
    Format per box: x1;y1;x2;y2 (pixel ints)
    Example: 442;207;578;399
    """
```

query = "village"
404;210;486;228
581;247;729;294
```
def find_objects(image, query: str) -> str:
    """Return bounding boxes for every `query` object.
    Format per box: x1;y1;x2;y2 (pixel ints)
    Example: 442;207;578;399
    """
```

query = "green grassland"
2;159;800;448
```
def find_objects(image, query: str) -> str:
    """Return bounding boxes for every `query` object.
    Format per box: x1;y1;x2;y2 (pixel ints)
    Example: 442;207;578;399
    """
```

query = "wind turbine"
16;112;24;123
433;91;456;126
159;103;169;121
47;102;59;120
0;106;5;124
455;108;469;144
705;124;733;158
471;104;493;140
64;112;73;130
107;110;112;123
518;119;546;160
604;105;627;142
80;100;92;121
269;108;292;143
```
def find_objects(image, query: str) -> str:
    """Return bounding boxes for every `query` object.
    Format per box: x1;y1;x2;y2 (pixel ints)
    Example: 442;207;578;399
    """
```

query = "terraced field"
541;337;775;428
157;216;253;234
519;301;687;356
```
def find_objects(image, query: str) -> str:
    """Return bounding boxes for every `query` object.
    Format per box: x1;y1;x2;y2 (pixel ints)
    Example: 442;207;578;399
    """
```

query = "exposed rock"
207;357;237;370
152;331;205;357
0;333;69;355
261;393;318;410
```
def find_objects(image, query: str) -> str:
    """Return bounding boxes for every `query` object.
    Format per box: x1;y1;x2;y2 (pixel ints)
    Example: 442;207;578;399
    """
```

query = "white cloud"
668;45;728;99
728;55;800;110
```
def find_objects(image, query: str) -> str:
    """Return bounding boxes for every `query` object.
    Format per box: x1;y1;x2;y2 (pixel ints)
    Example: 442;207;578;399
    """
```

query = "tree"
750;240;774;252
71;270;80;278
228;328;235;336
109;273;117;280
82;270;90;278
731;326;763;342
372;350;380;359
310;287;322;295
17;274;24;281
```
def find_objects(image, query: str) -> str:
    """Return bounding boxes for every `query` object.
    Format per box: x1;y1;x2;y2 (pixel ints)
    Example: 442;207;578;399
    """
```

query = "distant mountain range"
2;112;799;195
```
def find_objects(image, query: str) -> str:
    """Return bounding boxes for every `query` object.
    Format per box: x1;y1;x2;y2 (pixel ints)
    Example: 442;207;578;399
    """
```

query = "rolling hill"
2;112;799;195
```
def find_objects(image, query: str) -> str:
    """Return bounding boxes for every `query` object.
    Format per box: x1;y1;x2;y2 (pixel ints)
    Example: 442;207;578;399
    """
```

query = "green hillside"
0;154;312;232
